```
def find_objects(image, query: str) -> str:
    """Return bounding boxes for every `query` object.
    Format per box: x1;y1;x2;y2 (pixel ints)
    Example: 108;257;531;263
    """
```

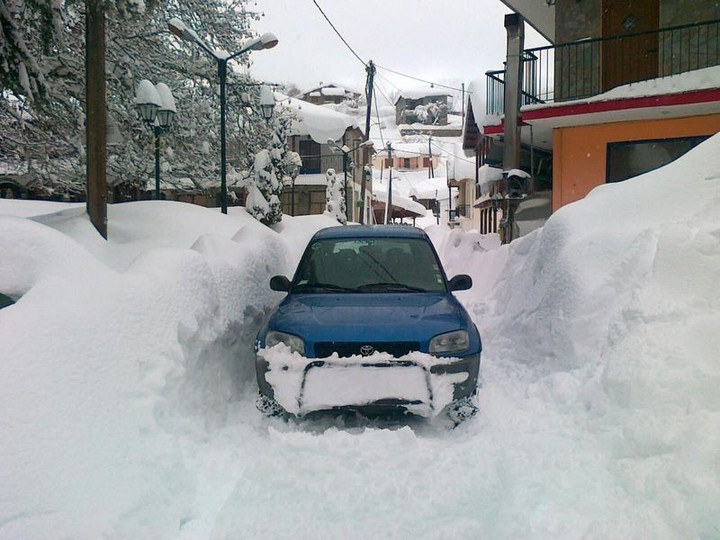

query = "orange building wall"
553;114;720;211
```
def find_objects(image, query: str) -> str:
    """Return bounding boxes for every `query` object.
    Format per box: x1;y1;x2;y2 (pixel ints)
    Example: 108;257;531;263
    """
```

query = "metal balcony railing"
486;18;720;115
449;204;470;220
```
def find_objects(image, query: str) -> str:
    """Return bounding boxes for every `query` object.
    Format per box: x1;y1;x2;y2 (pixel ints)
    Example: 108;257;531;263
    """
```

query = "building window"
299;139;321;174
402;158;411;169
606;135;708;183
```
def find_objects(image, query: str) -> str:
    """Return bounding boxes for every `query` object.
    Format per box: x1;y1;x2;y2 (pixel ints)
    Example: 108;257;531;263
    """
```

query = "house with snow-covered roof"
281;96;372;222
468;1;720;235
297;83;362;107
394;86;450;127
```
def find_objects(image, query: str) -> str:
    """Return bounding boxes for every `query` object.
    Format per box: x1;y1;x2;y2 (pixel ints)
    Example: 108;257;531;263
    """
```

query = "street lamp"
135;79;176;200
168;18;278;213
259;85;276;120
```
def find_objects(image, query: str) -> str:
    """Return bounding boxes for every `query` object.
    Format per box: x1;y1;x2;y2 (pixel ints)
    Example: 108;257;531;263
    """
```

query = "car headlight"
265;330;305;355
429;330;469;355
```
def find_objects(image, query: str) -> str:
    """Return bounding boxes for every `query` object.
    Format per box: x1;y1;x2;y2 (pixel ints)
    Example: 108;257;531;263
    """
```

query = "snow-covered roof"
373;167;452;202
395;85;451;103
371;188;426;216
379;142;427;158
465;79;486;124
299;83;362;98
292;173;328;186
281;95;359;144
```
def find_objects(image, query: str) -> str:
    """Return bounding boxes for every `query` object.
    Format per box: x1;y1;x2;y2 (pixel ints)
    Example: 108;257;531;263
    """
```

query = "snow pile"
0;132;718;538
436;133;720;538
263;348;463;417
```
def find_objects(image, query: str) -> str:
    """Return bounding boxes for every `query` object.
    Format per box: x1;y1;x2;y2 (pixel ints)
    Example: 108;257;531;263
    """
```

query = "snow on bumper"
258;346;471;417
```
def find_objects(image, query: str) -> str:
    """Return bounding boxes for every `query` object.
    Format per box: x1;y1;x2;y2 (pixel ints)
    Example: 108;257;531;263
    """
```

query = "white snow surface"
1;133;719;538
282;95;359;144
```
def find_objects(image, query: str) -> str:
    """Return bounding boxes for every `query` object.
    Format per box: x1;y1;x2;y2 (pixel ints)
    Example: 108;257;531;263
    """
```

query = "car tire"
446;393;479;427
255;393;286;417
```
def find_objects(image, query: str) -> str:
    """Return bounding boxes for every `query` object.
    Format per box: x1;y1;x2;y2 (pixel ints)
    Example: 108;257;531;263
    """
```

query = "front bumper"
256;351;480;417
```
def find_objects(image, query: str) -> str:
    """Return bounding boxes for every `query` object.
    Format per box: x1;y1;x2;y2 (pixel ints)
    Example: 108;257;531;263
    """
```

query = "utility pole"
501;13;525;244
86;0;107;239
342;149;349;222
384;142;392;224
360;60;375;224
428;135;434;179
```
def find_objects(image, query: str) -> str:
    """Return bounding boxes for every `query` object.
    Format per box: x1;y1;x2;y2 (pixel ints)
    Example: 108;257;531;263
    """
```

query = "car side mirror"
448;274;472;291
269;275;291;292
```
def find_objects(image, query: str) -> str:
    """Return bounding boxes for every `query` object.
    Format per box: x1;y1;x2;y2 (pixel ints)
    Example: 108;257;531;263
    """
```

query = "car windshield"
292;237;447;293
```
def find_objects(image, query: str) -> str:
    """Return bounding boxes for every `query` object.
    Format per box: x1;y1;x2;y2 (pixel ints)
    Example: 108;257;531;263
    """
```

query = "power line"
310;1;472;96
373;78;395;107
311;0;367;67
373;87;386;149
375;64;471;94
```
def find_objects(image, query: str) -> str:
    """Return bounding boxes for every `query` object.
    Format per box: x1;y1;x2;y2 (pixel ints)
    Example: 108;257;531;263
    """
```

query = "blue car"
255;225;481;423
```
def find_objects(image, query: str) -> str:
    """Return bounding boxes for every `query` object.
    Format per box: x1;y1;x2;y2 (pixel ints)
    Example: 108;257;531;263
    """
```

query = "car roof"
311;225;430;241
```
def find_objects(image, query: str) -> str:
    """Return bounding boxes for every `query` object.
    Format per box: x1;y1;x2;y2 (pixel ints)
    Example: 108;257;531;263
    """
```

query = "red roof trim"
523;88;720;121
481;88;720;133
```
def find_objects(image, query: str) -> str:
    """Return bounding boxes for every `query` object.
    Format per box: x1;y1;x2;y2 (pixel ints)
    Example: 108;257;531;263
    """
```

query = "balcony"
486;18;720;115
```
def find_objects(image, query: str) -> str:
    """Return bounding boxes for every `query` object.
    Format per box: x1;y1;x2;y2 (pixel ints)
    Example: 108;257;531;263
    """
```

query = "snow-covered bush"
324;168;346;224
246;150;282;226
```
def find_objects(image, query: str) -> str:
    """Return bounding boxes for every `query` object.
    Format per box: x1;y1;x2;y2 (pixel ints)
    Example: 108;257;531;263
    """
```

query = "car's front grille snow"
313;342;420;359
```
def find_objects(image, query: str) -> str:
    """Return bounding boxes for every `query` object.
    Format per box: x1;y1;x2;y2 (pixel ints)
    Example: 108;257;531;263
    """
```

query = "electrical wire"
311;0;368;67
310;0;472;97
373;87;386;149
375;63;471;94
372;78;395;108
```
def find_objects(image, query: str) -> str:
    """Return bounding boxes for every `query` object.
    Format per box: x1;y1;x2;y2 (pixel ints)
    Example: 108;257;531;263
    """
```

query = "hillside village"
2;1;720;241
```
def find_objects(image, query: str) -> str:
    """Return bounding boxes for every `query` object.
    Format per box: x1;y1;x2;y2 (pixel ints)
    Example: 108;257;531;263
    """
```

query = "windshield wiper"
357;282;427;293
294;282;358;293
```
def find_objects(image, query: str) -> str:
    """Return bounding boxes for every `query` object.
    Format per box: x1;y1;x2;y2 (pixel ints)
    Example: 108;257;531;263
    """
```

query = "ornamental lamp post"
259;85;276;120
136;80;176;200
168;18;278;213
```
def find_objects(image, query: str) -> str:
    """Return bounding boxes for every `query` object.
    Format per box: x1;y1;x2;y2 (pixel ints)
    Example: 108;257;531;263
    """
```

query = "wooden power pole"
86;0;107;239
360;60;375;224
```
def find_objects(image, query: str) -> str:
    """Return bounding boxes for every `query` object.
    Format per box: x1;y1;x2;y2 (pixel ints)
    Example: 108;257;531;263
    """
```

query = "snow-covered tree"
0;0;292;214
324;168;346;225
413;102;445;125
246;148;282;225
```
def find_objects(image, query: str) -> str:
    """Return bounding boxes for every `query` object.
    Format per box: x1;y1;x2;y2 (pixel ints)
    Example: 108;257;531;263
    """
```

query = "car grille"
313;342;421;359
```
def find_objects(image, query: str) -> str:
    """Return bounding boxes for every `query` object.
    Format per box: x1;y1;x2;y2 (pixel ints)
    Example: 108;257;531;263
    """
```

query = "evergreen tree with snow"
246;149;282;225
324;168;346;225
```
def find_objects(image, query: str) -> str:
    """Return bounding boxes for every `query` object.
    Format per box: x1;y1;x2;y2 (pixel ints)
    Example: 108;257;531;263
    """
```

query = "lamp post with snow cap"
168;18;278;213
136;80;176;200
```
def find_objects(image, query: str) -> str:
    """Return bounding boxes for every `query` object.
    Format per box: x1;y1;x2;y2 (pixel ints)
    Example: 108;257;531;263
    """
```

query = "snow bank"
437;133;720;538
0;202;291;537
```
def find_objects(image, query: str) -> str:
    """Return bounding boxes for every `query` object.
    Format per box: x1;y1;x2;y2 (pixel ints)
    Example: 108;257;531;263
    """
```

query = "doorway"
602;0;659;91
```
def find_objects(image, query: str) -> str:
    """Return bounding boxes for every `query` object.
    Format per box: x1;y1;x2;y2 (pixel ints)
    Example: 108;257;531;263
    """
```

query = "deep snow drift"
1;134;719;538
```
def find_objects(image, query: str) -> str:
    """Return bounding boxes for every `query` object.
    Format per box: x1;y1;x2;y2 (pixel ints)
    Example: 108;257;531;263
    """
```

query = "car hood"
267;292;470;344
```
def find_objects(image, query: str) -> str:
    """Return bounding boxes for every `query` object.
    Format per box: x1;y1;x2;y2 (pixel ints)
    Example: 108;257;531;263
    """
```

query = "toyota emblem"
359;345;375;357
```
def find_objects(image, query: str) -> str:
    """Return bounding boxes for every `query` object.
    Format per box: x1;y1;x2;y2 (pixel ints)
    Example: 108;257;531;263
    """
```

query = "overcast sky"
248;0;548;100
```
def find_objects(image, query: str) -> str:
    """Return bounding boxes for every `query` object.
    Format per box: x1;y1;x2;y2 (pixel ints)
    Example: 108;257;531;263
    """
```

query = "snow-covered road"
1;134;719;538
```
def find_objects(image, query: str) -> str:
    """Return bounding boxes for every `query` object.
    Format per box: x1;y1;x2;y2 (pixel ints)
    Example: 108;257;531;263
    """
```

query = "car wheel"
255;393;286;417
446;394;479;427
